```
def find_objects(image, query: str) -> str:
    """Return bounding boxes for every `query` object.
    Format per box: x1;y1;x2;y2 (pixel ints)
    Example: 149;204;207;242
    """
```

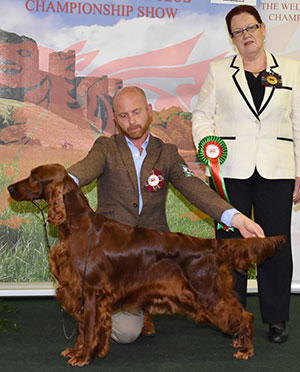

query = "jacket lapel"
230;54;260;120
115;134;162;193
115;134;139;192
230;51;278;120
141;135;161;187
258;52;278;116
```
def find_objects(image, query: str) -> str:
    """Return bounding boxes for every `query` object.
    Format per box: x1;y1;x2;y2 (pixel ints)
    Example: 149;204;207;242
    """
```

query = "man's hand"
231;213;265;238
293;177;300;204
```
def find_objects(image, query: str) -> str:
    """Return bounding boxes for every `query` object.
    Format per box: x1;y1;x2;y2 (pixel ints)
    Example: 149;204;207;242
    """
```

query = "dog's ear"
47;181;66;225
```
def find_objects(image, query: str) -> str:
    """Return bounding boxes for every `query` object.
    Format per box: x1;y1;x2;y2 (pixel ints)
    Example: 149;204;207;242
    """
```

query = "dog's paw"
67;356;90;367
61;348;73;358
233;348;254;360
62;347;92;366
231;337;243;349
61;346;82;359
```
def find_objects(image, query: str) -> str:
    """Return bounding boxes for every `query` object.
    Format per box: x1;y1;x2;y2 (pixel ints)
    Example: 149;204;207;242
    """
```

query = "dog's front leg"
91;289;113;359
206;297;254;360
66;289;101;366
61;321;85;359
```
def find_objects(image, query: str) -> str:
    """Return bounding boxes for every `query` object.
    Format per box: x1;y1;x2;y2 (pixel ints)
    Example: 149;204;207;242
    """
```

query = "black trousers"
211;169;294;324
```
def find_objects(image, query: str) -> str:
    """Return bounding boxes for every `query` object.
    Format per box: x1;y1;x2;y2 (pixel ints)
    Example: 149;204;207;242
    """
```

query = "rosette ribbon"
261;71;282;89
198;135;233;232
145;169;166;192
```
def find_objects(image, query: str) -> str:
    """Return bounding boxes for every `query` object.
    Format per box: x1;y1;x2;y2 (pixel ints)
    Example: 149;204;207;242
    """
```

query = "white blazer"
192;51;300;180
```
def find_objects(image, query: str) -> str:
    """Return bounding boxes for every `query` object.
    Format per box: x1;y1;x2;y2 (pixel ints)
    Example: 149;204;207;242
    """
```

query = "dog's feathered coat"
8;164;286;366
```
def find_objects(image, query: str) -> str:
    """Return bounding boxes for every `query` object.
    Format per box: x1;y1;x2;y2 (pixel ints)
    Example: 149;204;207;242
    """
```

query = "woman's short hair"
225;5;263;36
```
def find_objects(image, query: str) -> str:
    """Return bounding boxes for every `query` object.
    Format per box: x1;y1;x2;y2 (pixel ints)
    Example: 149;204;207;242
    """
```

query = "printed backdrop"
0;0;300;292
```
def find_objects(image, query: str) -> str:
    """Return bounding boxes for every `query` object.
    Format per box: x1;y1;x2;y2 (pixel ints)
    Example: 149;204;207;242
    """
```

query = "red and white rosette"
145;169;166;192
198;136;233;231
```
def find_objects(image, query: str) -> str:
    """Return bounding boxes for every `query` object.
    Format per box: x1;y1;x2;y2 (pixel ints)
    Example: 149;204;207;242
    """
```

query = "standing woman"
192;5;300;343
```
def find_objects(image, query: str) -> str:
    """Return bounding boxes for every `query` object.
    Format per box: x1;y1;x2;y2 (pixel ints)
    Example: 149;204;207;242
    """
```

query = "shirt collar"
125;132;150;151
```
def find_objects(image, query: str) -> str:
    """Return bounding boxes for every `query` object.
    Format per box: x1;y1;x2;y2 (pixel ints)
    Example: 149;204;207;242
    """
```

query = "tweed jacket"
192;51;300;180
68;133;231;231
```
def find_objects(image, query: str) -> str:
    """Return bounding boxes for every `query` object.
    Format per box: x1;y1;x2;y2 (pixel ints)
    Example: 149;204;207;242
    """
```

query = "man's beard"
126;125;145;139
118;116;151;140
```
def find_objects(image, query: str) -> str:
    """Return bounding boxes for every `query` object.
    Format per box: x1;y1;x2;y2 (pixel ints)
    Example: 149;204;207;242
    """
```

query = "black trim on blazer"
231;56;260;121
276;137;293;142
220;136;236;140
269;53;279;69
230;53;288;119
258;53;278;116
258;88;275;116
269;54;292;90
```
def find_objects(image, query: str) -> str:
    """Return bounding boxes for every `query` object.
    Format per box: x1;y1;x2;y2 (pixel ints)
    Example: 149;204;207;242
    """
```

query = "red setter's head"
8;164;75;225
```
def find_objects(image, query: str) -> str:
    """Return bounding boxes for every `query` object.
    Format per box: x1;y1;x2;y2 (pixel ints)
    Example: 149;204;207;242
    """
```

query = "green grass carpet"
0;295;299;372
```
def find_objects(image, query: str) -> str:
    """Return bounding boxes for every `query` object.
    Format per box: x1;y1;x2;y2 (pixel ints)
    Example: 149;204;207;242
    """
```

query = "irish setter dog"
8;163;286;367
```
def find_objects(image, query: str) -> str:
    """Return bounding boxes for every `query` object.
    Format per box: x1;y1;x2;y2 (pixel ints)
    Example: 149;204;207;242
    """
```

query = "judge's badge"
180;163;194;177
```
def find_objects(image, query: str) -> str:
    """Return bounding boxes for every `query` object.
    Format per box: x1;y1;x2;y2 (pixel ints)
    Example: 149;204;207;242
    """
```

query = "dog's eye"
30;176;39;183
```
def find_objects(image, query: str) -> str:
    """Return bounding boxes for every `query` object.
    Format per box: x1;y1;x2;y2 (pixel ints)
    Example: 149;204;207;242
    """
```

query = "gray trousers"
111;311;143;343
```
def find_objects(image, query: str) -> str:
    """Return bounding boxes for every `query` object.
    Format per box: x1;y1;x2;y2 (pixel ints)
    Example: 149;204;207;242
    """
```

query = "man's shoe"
141;312;155;336
268;322;288;343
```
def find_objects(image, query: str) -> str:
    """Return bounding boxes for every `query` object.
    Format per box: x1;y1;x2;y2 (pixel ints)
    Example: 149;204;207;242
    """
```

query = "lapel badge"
261;71;282;88
145;169;166;192
180;163;195;177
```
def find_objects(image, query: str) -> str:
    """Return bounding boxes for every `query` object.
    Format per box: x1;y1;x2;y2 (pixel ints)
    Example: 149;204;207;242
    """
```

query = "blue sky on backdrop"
0;1;230;66
2;0;299;107
2;1;261;28
0;0;263;65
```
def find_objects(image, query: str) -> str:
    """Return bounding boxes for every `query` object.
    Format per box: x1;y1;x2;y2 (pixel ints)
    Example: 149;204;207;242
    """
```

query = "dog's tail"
213;235;287;271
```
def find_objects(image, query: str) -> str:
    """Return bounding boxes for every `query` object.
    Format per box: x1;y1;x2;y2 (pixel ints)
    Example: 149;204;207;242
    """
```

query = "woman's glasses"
231;24;261;38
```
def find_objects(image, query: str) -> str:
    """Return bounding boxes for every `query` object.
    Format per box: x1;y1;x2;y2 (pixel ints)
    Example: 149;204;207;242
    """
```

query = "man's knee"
111;325;141;344
111;311;143;344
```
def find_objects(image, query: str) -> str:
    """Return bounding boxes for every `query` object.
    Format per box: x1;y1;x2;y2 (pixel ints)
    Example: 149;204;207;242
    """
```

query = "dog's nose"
7;184;14;195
